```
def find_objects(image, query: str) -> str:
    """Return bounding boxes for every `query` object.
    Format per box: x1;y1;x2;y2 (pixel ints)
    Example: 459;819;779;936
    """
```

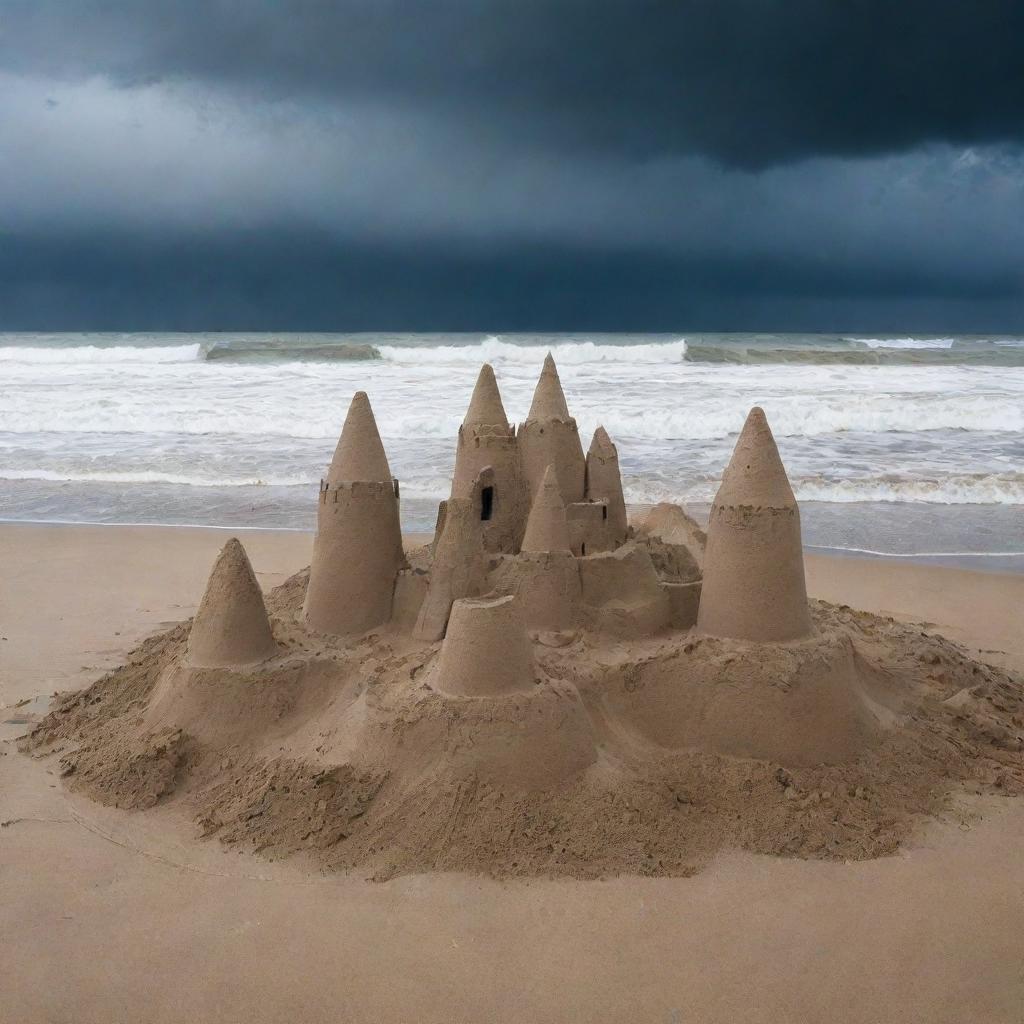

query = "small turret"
696;407;811;642
187;538;277;668
450;363;525;553
304;391;406;636
430;595;536;697
521;465;572;554
517;353;586;510
462;362;509;429
327;390;393;485
491;464;581;631
414;496;487;641
585;425;628;549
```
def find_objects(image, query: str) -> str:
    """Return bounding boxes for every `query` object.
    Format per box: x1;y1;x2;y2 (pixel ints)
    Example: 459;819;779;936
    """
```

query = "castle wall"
304;479;405;636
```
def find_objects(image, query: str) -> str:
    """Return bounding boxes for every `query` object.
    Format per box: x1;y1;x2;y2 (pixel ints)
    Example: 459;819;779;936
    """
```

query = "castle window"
480;486;494;521
602;505;608;520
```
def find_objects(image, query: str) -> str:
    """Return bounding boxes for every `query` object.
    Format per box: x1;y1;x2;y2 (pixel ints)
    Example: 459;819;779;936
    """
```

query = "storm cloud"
1;1;1022;330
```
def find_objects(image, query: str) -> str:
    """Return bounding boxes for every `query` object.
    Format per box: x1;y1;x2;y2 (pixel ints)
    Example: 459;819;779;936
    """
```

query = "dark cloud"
3;0;1024;167
0;1;1022;329
2;228;1019;333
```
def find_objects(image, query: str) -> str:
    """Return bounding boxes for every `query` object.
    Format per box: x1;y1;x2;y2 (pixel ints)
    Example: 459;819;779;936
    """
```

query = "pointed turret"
585;425;628;548
521;466;572;553
463;363;509;429
518;353;586;508
697;407;811;642
304;391;406;636
527;352;572;421
430;595;536;697
327;391;393;484
414;497;487;641
713;407;796;509
187;538;277;668
450;363;524;554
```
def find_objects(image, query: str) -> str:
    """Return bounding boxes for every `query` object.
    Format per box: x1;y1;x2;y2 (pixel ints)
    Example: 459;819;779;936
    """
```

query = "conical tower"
517;353;586;512
304;391;406;636
450;363;525;553
414;496;487;641
430;595;536;697
187;538;277;667
697;407;811;641
326;390;393;484
521;465;572;554
492;465;581;631
585;425;628;549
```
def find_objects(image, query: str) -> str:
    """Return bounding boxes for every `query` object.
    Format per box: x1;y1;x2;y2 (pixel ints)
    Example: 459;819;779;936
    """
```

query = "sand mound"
24;568;1024;881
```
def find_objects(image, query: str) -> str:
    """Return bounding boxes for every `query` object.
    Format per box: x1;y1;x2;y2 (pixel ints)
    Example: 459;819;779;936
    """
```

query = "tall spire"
518;353;586;506
697;406;811;642
327;391;392;484
527;352;571;421
305;392;406;636
187;538;277;668
585;425;628;546
463;363;509;428
521;465;572;553
714;407;796;508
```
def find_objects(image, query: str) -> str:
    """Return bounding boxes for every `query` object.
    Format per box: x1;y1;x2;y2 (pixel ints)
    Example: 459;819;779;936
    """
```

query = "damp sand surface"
2;522;1024;1023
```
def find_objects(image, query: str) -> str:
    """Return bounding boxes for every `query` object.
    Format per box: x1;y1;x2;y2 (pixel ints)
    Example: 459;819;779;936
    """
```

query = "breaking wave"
5;466;1023;507
2;393;1021;439
623;472;1024;507
0;344;202;365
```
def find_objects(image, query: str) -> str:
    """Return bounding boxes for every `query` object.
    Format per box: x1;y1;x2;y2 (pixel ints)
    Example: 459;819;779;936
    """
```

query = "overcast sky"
2;0;1023;331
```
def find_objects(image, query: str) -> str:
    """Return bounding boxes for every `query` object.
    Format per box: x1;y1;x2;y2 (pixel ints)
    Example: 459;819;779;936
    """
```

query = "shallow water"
2;332;1022;567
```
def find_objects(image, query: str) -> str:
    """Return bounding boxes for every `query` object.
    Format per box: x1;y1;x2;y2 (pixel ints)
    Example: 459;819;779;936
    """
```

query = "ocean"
2;332;1022;569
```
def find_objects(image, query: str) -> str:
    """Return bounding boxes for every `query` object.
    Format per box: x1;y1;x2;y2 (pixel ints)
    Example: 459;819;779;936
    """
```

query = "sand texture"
3;523;1024;1024
23;545;1024;880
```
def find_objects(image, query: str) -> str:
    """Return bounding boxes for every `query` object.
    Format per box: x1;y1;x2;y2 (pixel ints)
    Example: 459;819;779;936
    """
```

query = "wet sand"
2;522;1023;1023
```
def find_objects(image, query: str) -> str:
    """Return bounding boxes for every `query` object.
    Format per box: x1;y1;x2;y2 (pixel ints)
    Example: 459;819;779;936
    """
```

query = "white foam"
0;468;318;487
850;337;957;349
377;337;689;365
0;344;202;364
620;472;1024;506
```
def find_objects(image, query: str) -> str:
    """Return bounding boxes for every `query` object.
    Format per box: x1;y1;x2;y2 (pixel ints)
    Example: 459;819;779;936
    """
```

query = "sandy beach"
2;521;1023;1024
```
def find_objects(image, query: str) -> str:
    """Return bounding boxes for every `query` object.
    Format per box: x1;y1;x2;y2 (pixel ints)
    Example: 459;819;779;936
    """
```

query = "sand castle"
27;355;1024;880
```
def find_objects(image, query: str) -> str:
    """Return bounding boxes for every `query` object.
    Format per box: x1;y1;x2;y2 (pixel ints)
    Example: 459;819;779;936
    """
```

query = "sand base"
3;524;1024;1022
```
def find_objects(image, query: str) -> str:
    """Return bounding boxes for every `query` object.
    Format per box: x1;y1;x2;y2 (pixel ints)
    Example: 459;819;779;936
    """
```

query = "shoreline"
2;515;1022;574
3;520;1024;1021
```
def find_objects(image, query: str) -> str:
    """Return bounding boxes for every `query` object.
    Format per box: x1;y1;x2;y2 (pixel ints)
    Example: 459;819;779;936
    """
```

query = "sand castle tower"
697;407;812;642
521;465;573;554
584;426;628;550
430;595;536;697
449;364;525;552
414;496;488;641
304;391;406;636
517;354;586;511
187;538;277;668
495;466;582;630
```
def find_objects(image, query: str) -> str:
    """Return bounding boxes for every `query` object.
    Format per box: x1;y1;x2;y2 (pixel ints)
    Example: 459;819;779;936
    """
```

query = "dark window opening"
581;542;586;555
480;486;494;521
602;505;608;520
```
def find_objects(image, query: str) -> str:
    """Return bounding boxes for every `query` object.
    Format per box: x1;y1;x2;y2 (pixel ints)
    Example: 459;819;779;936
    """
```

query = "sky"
1;0;1023;332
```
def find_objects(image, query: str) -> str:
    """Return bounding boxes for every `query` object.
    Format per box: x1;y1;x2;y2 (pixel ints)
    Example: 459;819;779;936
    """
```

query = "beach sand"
2;522;1023;1023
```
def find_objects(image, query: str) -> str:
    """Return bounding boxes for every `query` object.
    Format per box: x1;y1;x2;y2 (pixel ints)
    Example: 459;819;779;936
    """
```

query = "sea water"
1;332;1022;569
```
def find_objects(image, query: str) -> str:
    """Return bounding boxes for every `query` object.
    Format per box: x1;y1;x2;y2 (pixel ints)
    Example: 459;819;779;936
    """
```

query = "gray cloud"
0;1;1022;329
